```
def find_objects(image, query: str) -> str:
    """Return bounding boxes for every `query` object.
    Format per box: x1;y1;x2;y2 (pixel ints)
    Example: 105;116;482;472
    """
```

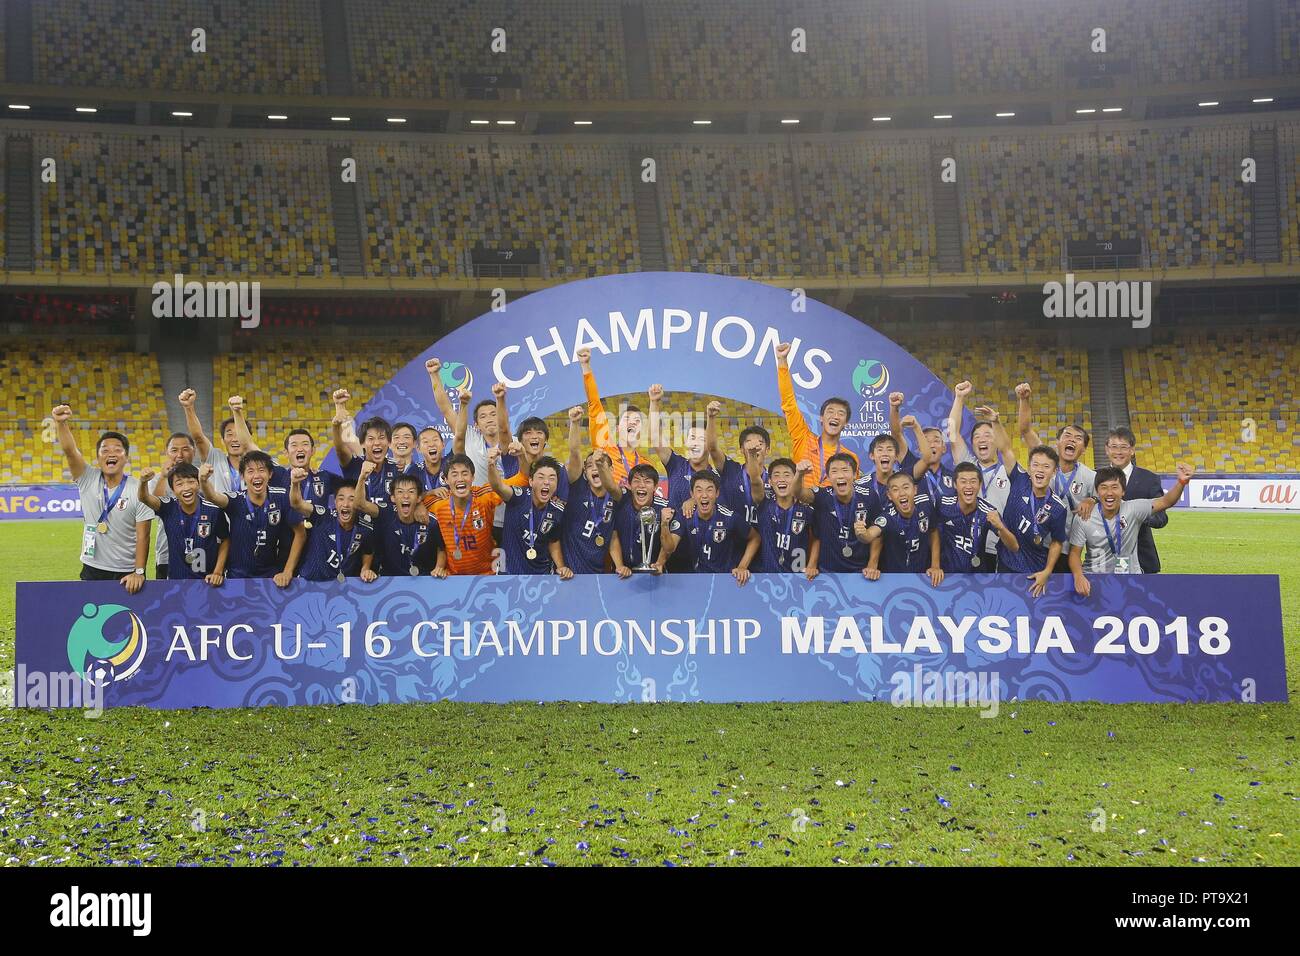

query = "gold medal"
526;547;538;561
595;534;605;547
96;521;109;534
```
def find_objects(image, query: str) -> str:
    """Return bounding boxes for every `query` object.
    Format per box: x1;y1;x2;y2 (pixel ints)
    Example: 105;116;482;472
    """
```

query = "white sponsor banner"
1188;478;1300;511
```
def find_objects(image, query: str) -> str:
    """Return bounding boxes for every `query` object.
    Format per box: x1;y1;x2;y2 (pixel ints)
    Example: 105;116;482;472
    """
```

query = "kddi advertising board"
1189;478;1300;511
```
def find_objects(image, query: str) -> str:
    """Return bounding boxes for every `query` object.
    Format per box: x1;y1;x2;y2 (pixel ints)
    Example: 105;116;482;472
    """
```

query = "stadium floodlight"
171;111;193;117
780;118;800;124
75;107;98;113
932;114;952;120
386;116;407;123
1252;97;1274;103
267;114;288;120
1075;108;1096;114
1197;101;1219;107
693;119;712;125
496;119;516;125
573;120;593;126
871;116;891;122
469;119;490;125
1102;107;1123;112
8;104;30;110
995;112;1015;117
330;116;351;122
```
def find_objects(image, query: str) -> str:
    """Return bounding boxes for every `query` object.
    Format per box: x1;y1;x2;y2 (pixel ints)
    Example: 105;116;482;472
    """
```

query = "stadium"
0;0;1297;894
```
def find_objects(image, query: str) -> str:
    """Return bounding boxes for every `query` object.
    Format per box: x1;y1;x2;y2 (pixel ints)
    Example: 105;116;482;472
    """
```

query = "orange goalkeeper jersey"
429;486;502;575
777;363;859;485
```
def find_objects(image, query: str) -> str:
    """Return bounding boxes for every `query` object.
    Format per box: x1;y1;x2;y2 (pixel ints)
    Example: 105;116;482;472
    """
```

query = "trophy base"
631;566;660;574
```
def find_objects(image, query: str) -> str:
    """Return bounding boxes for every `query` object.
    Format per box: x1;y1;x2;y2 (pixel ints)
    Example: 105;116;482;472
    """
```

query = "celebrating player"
417;426;451;495
200;451;305;585
890;395;954;502
1091;425;1170;574
811;452;878;574
1016;382;1095;573
179;387;246;497
137;461;228;585
647;384;720;511
426;453;499;575
291;466;376;582
662;473;760;584
426;359;508;483
52;404;152;593
577;347;646;485
934;461;1015;575
487;446;571;578
1069;464;1192;594
775;341;858;484
948;382;1012;569
562;406;622;574
147;430;197;579
860;472;943;586
357;469;443;579
997;442;1071;597
609;463;669;577
747;456;818;577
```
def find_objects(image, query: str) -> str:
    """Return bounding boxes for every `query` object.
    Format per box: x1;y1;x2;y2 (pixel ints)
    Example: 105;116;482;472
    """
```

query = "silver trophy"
634;505;661;572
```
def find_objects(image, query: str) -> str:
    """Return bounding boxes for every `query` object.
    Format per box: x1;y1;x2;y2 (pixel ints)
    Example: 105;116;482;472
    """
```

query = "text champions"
490;307;832;389
162;614;1232;662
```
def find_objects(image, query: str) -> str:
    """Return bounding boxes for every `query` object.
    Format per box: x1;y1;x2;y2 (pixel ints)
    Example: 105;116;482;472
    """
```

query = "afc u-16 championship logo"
66;602;148;687
843;358;891;437
440;362;473;403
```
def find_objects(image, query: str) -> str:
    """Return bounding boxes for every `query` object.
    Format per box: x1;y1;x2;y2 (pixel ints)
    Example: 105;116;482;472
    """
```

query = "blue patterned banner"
14;574;1286;709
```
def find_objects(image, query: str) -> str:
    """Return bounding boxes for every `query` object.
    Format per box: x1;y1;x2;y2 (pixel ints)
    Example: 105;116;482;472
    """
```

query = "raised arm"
1151;464;1193;514
492;382;511;451
774;342;815;451
647;384;671;461
228;395;259;452
906;415;932;479
976;405;1015;473
1015;383;1043;449
137;468;163;512
178;388;212;460
566;406;584;482
198;462;229;509
288;468;314;517
452;387;472;456
986;506;1018;551
50;404;87;480
745;450;766;505
354;460;379;518
577;348;614;454
795;460;817;503
595;454;623;503
706;400;726;470
888;391;906;453
486;446;513;500
425;357;457;425
331;388;356;469
948;380;972;462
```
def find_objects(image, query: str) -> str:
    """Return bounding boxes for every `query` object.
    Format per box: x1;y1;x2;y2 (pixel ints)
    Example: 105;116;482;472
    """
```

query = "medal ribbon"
98;474;127;527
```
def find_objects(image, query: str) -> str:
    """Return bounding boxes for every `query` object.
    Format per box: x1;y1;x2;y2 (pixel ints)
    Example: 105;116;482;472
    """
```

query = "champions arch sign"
340;272;968;463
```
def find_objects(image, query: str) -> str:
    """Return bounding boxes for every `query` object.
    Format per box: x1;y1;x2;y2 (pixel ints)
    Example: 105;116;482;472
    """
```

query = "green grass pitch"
1;513;1296;866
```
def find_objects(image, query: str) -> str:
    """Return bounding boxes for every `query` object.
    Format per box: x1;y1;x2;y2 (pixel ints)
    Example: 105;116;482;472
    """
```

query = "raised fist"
1176;463;1195;482
177;388;195;408
706;400;721;420
291;467;309;483
198;463;214;481
986;510;1004;531
426;357;442;375
648;384;664;402
900;414;917;430
974;405;999;423
506;440;524;457
332;388;350;406
775;341;791;359
491;382;506;400
954;381;973;398
138;468;156;483
661;507;674;523
576;347;592;367
227;395;245;412
853;518;869;540
568;406;583;422
796;459;814;475
1015;383;1032;399
358;460;376;479
888;391;904;408
51;404;72;422
488;444;503;464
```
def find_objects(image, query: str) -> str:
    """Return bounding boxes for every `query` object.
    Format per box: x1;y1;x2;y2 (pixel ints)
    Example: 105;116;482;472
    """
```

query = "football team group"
51;342;1191;597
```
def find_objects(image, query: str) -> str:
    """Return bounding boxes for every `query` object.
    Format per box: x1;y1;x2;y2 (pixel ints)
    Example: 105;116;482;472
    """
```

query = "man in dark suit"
1102;426;1169;573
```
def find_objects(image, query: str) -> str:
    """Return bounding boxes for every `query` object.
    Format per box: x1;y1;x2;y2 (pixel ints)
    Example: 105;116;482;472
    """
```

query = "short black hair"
392;473;422;494
970;420;996;439
922;426;944;439
628;463;660;484
167;461;200;487
391;421;417;441
1058;423;1091;448
444;453;476;475
529;455;562;478
887;470;915;486
739;424;771;449
219;417;236;439
239;450;275;474
953;461;980;479
165;431;194;449
418;426;445;443
283;427;314;448
358;416;392;442
690;470;720;491
517;417;550;441
869;434;899;456
826;452;857;473
819;397;852;418
472;399;496;422
768;456;798;475
1107;426;1137;446
1028;444;1060;468
96;431;130;456
1094;466;1127;491
620;404;643;417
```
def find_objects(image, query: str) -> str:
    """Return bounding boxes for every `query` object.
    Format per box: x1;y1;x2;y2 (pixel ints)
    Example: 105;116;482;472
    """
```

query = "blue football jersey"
998;465;1070;573
612;493;669;569
754;496;815;573
873;494;936;572
936;494;996;573
156;497;228;579
369;507;440;576
812;485;879;572
501;487;565;574
272;465;344;513
562;476;617;574
341;456;405;511
221;487;302;578
667;504;750;573
299;511;375;580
